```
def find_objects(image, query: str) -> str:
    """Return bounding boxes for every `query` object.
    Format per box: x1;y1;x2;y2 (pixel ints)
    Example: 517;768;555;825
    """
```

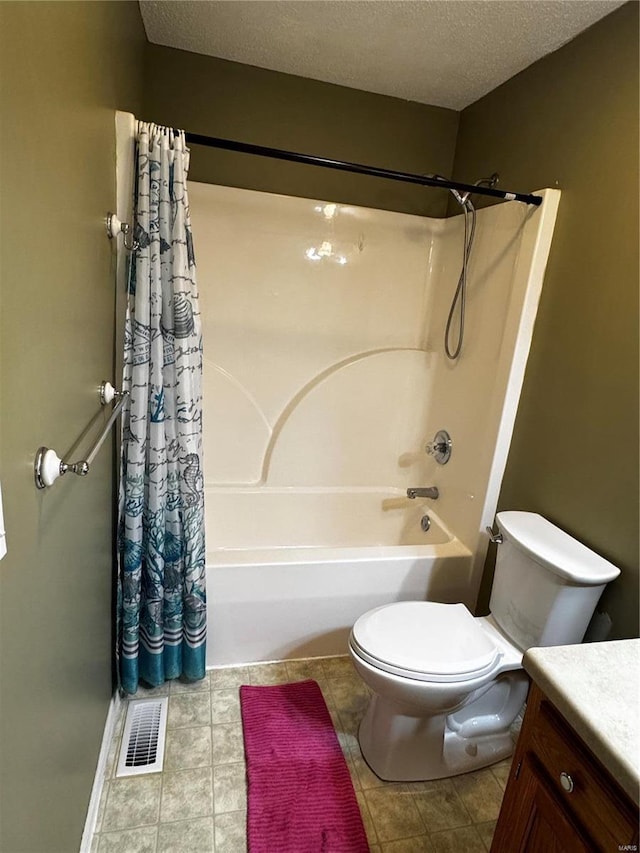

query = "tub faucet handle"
425;429;452;465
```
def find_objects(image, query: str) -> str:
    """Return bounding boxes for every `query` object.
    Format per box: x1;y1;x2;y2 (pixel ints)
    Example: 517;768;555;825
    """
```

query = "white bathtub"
205;487;473;666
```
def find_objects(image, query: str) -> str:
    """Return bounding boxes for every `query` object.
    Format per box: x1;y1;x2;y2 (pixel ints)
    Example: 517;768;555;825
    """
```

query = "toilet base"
358;693;516;782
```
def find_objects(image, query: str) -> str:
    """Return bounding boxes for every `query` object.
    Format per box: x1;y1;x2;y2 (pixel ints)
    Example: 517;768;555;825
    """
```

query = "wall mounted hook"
106;212;138;252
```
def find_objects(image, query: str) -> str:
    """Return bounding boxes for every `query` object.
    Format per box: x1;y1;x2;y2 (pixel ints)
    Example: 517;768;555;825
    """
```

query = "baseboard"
79;691;123;852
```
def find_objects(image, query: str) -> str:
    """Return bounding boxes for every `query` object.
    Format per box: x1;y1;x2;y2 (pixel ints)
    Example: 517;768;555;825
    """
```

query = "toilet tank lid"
496;512;620;584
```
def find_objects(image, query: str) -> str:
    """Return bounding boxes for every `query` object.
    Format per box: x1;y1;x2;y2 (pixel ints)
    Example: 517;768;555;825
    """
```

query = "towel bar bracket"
34;447;89;489
100;380;124;406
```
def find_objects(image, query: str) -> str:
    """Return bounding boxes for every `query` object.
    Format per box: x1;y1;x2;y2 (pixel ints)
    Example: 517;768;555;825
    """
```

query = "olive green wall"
0;3;636;849
142;44;459;217
453;2;639;639
0;3;145;851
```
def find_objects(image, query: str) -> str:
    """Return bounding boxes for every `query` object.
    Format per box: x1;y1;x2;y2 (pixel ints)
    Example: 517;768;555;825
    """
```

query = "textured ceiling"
140;0;625;110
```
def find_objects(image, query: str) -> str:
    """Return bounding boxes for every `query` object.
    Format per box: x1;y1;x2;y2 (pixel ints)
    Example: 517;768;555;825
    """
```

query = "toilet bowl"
349;604;529;780
349;511;620;782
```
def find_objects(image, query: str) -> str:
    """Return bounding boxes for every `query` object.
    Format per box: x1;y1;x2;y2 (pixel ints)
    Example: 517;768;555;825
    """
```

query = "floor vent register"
116;697;168;777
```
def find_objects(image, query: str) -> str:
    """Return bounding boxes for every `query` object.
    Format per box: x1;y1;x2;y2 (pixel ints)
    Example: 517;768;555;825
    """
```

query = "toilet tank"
489;511;620;651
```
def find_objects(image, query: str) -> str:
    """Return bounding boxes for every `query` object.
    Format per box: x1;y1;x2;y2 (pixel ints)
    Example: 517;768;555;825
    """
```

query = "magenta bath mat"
240;679;369;852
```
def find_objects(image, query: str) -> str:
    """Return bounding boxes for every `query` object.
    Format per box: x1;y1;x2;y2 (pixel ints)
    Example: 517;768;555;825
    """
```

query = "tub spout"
407;487;439;500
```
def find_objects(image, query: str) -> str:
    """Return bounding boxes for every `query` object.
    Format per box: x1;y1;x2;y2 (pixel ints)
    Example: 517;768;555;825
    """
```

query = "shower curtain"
118;122;206;694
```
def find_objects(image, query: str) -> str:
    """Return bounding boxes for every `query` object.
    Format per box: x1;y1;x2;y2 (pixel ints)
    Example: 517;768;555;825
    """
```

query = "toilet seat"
350;601;502;683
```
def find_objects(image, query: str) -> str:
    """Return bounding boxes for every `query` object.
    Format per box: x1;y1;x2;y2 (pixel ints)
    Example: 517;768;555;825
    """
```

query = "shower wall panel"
190;180;559;591
423;202;528;547
425;193;560;589
190;182;440;489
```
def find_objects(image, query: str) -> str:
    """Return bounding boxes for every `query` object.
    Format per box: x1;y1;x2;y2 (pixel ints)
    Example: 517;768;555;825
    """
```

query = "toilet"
348;511;620;781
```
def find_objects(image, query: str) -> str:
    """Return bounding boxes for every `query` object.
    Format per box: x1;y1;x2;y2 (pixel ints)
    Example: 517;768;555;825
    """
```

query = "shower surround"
189;182;560;665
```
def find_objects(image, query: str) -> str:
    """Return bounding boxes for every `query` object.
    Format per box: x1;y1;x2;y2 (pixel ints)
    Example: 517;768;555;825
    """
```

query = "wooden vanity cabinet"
491;682;639;852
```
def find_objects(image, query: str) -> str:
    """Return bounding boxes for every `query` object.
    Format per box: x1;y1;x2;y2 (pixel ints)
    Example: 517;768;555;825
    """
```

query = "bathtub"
205;487;473;666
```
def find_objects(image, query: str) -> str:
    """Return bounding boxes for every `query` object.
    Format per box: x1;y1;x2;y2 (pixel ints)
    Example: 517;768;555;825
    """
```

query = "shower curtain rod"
184;132;542;206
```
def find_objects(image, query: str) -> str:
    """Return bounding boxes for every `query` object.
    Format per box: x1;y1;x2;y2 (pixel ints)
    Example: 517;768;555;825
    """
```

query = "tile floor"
91;656;511;852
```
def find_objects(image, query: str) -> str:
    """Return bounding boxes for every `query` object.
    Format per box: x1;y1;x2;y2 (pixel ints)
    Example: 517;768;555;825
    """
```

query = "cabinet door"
492;683;639;852
531;697;639;849
518;757;594;852
491;755;593;853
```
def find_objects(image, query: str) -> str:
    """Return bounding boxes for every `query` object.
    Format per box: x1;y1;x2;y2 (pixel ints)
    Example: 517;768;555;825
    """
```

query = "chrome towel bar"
34;382;127;489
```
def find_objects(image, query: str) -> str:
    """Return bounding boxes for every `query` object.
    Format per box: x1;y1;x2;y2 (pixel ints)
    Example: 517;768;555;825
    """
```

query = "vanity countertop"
523;639;640;805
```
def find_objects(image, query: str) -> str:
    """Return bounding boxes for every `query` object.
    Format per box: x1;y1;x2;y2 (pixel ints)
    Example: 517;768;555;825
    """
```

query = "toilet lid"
350;602;501;683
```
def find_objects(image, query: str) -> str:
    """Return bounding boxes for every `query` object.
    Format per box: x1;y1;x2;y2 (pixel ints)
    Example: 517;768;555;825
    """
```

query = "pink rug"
240;679;370;852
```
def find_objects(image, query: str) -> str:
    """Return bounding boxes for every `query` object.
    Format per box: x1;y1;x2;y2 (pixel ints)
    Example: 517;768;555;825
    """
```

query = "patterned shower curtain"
118;122;206;694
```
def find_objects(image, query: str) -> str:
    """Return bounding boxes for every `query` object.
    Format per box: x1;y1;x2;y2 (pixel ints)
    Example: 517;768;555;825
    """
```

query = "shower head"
424;174;467;209
450;188;469;208
455;175;499;209
474;173;500;190
426;173;499;210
